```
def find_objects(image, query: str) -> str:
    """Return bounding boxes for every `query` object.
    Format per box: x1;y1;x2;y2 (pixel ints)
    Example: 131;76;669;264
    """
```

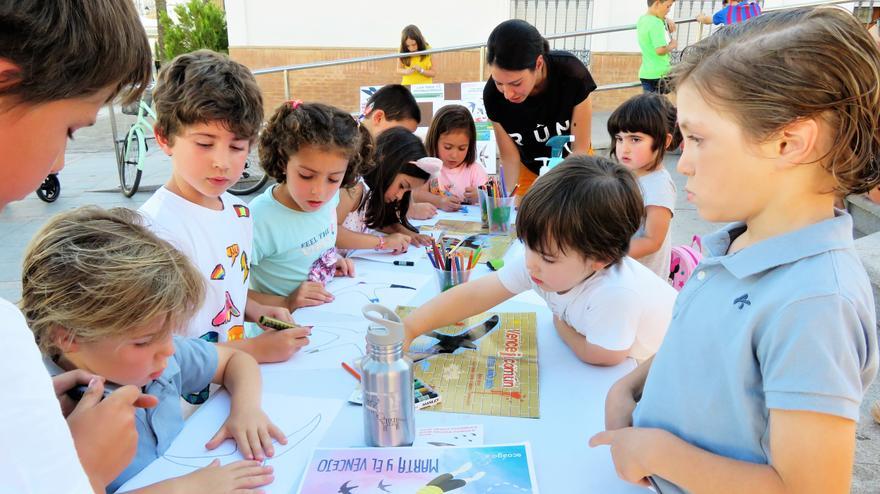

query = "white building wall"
226;0;509;49
226;0;857;54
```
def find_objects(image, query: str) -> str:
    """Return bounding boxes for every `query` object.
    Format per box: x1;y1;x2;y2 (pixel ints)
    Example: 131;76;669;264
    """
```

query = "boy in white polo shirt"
404;156;676;365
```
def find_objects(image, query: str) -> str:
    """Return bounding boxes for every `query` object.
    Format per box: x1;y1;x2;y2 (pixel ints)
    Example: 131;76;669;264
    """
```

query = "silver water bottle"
361;304;415;447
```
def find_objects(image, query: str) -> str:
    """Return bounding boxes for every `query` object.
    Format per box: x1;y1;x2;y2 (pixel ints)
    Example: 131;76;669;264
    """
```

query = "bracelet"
375;235;386;251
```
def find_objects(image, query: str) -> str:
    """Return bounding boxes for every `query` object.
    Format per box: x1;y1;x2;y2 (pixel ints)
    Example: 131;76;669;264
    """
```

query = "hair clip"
410;157;442;180
288;99;303;110
357;103;374;123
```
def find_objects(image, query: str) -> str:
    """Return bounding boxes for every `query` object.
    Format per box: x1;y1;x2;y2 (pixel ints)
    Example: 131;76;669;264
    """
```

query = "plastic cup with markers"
478;188;490;229
486;196;514;235
433;265;474;292
427;238;482;292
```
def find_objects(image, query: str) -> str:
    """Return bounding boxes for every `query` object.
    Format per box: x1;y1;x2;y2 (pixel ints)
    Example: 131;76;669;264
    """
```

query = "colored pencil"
341;361;361;382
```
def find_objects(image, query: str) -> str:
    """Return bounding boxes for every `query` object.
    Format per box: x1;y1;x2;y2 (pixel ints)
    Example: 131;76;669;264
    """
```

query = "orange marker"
341;361;361;382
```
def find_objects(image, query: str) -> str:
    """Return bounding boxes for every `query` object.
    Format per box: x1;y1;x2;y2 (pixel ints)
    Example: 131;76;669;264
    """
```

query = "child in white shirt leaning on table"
403;156;677;366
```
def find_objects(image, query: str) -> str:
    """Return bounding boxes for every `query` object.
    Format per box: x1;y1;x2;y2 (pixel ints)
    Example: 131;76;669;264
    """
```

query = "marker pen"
393;260;414;266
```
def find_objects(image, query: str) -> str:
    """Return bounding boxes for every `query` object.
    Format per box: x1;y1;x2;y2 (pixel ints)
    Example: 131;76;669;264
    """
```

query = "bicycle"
117;89;268;197
118;86;156;197
227;145;269;195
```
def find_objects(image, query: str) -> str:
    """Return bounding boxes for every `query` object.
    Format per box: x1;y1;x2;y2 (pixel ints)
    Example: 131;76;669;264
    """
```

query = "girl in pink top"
413;105;489;211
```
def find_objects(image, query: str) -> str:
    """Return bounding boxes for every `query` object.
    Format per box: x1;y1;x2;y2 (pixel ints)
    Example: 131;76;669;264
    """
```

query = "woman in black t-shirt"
483;20;597;197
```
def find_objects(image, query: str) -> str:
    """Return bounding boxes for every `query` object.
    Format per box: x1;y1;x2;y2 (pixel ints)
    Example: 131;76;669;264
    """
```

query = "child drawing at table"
22;206;282;493
248;101;372;311
403;156;677;365
337;127;439;251
360;84;421;136
140;50;308;366
592;9;880;493
608;93;676;279
413;104;489;211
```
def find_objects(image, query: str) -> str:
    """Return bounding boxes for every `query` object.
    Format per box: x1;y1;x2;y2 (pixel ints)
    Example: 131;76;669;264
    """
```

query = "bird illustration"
338;480;358;494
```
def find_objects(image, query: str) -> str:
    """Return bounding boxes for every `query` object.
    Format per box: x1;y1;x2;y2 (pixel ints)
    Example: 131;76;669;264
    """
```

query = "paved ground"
1;109;877;492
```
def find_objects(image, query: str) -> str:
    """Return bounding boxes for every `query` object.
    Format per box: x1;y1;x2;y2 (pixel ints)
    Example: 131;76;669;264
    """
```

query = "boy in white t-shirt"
404;156;677;365
140;51;310;369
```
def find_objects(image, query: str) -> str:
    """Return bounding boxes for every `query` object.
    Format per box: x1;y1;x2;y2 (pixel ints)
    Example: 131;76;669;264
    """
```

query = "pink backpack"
669;236;703;291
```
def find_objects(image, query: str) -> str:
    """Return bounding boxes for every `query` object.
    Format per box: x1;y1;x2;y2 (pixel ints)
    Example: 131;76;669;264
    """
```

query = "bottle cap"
362;303;405;346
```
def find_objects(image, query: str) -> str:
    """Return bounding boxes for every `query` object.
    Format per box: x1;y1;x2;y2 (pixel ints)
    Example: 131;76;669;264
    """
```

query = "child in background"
637;0;677;93
337;127;438;251
249;101;372;311
404;157;677;365
697;0;762;26
359;84;440;221
398;25;436;85
22;206;280;493
608;93;676;279
0;2;158;491
412;104;489;211
592;9;880;493
360;84;421;136
140;50;308;367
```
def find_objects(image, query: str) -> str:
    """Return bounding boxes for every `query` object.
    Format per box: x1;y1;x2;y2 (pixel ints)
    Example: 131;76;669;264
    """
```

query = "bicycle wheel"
119;127;143;197
228;147;268;196
36;174;60;203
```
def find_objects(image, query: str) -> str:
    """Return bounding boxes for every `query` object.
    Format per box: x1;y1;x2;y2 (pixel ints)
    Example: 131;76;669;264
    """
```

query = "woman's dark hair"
399;24;429;67
259;101;373;188
362;127;431;231
607;93;671;172
517;156;644;265
365;84;421;123
425;105;477;167
486;19;549;71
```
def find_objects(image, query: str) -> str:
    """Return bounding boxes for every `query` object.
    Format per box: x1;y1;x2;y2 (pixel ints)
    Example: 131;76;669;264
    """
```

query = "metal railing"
109;0;863;169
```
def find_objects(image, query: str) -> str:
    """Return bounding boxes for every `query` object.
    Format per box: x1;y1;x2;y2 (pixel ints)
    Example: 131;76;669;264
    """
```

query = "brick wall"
589;52;644;111
230;47;484;116
229;47;643;116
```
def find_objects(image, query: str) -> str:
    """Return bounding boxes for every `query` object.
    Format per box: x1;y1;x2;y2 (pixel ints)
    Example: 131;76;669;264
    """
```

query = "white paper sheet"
460;81;485;101
261;311;370;372
295;267;431;318
347;246;426;265
118;392;343;493
410;83;445;103
414;424;485;447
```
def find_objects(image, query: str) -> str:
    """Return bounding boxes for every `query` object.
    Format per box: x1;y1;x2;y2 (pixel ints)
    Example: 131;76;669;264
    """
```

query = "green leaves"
158;0;228;61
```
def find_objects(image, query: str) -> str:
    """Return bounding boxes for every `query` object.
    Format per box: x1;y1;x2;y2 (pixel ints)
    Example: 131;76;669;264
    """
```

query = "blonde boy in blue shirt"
592;9;879;493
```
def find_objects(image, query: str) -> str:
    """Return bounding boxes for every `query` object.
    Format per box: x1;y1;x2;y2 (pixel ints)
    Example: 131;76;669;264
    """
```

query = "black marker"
393;260;414;266
65;382;118;402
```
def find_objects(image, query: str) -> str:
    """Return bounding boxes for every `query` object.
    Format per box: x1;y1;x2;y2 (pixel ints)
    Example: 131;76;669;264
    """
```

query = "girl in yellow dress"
398;24;437;85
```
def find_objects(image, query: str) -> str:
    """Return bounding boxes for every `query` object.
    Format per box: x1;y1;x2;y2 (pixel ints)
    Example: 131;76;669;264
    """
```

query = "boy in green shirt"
637;0;677;93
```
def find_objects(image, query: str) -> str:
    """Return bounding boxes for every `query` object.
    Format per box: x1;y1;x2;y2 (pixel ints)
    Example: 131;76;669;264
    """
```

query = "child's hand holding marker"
438;192;462;212
251;313;312;363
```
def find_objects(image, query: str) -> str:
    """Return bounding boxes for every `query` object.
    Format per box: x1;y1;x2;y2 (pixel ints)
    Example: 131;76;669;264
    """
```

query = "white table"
257;209;651;493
